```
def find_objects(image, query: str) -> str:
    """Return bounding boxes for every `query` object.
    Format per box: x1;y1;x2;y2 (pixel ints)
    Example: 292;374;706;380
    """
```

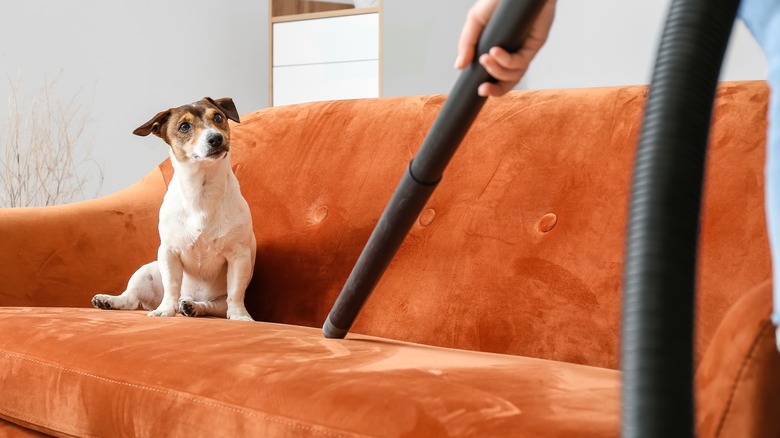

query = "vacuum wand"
323;0;547;339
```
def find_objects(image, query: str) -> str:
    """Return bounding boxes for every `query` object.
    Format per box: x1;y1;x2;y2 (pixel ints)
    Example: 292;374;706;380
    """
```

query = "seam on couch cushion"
713;319;773;437
0;350;359;438
0;409;81;438
0;415;58;438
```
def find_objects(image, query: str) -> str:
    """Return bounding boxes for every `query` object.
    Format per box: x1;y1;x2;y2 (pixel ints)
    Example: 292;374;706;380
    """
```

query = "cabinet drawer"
273;60;379;106
273;13;379;67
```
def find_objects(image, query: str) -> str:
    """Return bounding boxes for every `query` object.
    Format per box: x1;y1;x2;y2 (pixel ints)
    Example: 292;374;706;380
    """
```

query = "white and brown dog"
92;97;256;321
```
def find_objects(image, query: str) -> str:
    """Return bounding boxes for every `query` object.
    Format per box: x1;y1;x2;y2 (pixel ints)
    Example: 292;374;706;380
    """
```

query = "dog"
92;97;256;321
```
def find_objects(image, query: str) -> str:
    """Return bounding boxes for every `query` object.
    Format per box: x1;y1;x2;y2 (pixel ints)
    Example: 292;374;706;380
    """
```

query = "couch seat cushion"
0;308;618;437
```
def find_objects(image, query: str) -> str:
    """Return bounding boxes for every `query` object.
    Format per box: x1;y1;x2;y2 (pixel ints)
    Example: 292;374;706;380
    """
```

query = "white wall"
383;0;767;95
382;0;473;97
0;0;769;201
523;0;767;89
0;0;268;198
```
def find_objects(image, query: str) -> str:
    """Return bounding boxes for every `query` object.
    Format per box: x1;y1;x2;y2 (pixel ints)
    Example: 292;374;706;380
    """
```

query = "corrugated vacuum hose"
622;0;740;436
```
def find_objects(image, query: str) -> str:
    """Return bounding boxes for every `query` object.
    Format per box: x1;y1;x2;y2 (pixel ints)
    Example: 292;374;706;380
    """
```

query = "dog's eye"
178;122;192;133
214;114;223;123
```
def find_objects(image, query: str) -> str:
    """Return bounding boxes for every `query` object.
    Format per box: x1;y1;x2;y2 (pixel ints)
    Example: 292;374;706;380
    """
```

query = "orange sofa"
1;82;779;437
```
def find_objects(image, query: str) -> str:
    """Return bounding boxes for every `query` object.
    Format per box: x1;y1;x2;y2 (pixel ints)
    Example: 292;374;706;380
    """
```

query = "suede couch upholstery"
1;81;778;437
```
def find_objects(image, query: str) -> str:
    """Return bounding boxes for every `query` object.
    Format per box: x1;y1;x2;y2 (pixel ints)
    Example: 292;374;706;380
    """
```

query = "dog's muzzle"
205;132;229;158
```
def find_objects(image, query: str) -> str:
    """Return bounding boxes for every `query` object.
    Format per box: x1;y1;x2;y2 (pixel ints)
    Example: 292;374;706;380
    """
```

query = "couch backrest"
180;82;769;369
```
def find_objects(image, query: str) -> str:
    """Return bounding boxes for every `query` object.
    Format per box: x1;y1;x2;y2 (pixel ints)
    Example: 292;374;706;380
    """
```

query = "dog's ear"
133;110;171;138
205;97;240;123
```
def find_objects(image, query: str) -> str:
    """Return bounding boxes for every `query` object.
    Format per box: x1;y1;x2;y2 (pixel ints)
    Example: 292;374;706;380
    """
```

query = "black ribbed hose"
622;0;740;436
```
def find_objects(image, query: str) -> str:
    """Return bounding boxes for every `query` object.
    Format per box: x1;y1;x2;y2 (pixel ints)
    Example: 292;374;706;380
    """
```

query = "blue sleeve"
739;0;780;325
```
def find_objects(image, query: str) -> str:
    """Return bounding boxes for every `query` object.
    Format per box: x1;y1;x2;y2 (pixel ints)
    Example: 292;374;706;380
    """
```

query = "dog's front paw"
227;308;254;322
92;294;114;310
147;306;177;317
178;300;199;317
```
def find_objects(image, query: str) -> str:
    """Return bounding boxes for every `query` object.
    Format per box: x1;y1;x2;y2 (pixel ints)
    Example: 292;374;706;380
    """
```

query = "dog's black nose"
207;132;223;147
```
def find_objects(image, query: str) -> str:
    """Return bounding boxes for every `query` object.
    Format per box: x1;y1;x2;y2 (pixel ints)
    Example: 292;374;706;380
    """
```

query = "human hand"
455;0;557;97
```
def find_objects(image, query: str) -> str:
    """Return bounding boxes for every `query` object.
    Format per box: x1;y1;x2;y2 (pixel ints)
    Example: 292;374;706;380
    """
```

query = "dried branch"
0;76;103;208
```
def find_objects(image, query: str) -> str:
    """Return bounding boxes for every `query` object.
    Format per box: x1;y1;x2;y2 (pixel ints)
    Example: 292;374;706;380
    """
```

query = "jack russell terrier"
92;97;256;321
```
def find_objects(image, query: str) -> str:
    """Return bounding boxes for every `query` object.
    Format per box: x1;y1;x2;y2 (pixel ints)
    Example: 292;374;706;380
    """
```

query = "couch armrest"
695;279;780;437
0;165;168;308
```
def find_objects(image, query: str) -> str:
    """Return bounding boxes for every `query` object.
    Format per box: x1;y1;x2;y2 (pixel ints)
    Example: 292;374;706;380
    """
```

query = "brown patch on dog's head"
133;97;240;163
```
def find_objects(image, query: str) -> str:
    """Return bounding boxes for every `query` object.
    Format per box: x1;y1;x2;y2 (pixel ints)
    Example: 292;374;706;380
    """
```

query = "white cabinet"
271;8;381;107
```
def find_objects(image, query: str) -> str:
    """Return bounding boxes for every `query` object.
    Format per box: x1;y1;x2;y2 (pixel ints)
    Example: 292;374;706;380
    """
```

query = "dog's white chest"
184;223;221;257
168;210;226;256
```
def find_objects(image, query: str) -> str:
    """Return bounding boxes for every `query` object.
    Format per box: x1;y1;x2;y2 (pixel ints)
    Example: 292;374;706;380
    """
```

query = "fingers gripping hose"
622;0;740;436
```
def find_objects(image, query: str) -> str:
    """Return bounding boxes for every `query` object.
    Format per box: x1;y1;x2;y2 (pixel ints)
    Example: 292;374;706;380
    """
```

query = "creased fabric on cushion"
0;308;619;438
696;280;780;437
